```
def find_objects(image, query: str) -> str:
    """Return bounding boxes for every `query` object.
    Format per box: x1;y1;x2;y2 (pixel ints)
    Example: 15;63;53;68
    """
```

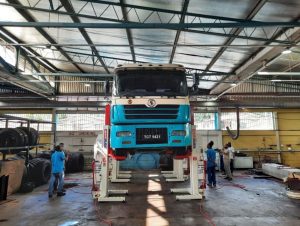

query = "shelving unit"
0;114;56;164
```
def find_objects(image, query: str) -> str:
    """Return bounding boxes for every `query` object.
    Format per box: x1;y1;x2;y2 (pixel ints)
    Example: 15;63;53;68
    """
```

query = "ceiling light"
230;83;237;87
84;83;91;87
271;79;300;82
282;49;292;54
257;71;268;75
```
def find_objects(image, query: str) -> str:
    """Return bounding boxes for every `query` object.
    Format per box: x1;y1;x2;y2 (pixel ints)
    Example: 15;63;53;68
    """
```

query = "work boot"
48;194;53;198
57;192;66;197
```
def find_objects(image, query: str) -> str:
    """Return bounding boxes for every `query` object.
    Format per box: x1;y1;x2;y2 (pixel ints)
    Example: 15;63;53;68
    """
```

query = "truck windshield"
116;71;188;97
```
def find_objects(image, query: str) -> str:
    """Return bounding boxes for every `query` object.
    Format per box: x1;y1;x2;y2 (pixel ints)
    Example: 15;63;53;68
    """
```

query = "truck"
110;64;191;158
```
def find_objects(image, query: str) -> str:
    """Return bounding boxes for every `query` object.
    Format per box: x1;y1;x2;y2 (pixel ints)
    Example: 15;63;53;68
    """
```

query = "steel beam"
204;0;267;89
212;15;300;93
80;0;260;23
2;43;296;47
60;0;109;73
0;2;292;44
0;62;54;98
211;28;300;97
120;0;136;62
1;96;300;108
27;54;233;75
1;21;300;29
20;49;54;89
169;0;189;63
6;0;84;72
0;28;58;72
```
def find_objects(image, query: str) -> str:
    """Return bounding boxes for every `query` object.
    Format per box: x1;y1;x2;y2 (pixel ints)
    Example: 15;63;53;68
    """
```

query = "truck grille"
124;105;179;120
136;128;168;144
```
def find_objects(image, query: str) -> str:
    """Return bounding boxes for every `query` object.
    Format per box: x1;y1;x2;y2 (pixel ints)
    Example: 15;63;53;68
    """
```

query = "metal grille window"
221;112;274;130
0;114;52;131
56;114;104;131
194;113;216;130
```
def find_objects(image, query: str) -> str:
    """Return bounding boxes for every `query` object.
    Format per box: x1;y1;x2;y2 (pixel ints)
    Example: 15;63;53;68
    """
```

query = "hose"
226;107;240;140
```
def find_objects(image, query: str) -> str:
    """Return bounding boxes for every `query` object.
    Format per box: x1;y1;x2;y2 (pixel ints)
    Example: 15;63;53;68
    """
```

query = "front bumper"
110;124;191;149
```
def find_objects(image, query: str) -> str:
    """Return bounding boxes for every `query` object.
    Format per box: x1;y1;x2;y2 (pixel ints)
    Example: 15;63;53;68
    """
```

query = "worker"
219;149;225;175
48;145;66;198
227;142;235;174
223;145;233;181
206;141;216;188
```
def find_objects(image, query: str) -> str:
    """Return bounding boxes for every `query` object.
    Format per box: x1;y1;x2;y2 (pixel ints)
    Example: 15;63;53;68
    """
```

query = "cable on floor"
199;201;216;226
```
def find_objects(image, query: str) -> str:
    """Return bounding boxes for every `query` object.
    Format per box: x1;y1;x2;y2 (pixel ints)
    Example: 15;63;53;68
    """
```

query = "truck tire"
65;153;84;173
28;158;51;186
0;128;28;154
17;127;39;146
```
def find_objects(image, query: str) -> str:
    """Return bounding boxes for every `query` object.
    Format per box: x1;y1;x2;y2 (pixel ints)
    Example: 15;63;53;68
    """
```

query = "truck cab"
110;64;191;157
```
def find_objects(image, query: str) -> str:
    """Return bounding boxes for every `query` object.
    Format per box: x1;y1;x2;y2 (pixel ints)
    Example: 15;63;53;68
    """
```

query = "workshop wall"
222;109;300;167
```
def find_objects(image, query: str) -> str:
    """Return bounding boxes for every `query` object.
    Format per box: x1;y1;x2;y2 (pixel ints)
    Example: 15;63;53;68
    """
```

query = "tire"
0;128;28;154
36;151;52;160
66;152;84;173
28;158;51;186
17;127;39;146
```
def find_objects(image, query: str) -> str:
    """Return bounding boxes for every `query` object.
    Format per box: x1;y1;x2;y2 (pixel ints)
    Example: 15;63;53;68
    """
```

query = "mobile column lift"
161;158;188;182
168;118;206;200
92;105;129;202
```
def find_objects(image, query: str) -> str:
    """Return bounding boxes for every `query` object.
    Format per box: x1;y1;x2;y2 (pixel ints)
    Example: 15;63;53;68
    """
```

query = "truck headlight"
171;130;186;136
116;131;132;137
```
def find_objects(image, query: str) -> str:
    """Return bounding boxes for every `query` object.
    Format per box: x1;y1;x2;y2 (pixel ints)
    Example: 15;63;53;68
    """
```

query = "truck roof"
114;63;185;73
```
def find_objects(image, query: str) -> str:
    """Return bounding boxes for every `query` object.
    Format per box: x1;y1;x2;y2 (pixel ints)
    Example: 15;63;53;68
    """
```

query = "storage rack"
0;114;56;165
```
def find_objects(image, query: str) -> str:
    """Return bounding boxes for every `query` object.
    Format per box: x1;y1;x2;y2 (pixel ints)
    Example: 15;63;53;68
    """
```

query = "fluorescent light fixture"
257;71;269;75
84;83;91;87
282;49;292;54
258;72;300;76
271;79;281;82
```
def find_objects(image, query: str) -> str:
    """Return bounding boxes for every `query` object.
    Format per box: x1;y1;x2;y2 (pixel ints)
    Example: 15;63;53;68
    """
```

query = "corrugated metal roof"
0;0;299;96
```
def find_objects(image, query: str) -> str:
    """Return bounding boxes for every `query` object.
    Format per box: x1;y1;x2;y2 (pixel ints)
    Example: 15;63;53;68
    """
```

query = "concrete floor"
0;171;300;226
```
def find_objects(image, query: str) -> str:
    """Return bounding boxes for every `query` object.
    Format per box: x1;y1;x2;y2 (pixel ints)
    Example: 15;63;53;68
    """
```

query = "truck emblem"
146;99;157;108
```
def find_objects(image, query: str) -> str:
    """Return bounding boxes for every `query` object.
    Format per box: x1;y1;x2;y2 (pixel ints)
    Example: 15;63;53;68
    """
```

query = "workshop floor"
0;171;300;226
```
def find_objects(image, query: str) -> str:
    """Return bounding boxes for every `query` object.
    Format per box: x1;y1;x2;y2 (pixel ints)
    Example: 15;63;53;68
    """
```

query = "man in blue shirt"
206;141;216;187
48;145;66;198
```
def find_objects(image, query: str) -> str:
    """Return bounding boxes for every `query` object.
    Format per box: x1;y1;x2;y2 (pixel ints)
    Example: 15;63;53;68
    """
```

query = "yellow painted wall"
222;109;300;168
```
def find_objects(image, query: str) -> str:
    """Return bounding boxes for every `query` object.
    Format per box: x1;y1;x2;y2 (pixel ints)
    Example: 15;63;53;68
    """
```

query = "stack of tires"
37;151;85;174
0;127;39;154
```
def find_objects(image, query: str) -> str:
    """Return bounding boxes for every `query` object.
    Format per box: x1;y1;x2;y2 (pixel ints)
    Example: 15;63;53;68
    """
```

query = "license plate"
143;134;161;139
136;128;167;144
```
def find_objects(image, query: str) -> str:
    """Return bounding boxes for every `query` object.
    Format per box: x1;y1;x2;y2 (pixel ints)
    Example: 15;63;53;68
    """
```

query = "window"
0;114;52;131
194;113;216;130
221;112;274;130
56;114;104;131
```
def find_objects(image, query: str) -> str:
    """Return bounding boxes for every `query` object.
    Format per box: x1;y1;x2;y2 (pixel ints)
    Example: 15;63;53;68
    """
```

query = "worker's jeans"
48;172;64;195
207;166;216;186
